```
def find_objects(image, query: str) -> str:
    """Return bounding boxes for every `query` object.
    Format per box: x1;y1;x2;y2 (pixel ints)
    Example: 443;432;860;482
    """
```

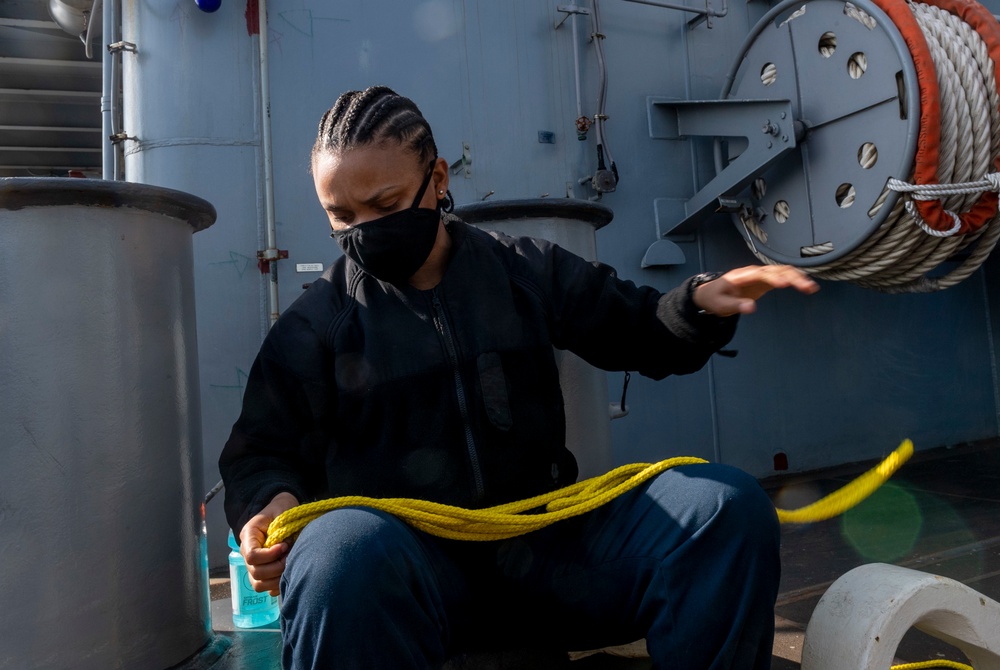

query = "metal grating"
0;0;102;177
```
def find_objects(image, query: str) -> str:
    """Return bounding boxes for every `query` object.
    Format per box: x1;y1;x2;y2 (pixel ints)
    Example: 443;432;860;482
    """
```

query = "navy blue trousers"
279;463;781;669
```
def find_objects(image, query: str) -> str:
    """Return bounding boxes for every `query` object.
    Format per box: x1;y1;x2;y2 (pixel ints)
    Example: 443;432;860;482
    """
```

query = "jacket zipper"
431;289;486;501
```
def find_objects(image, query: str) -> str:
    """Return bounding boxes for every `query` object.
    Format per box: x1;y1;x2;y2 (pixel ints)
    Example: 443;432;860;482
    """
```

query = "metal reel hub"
722;0;920;266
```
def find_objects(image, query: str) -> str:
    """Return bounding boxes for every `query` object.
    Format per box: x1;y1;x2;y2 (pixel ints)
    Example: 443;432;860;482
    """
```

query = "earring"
438;190;444;195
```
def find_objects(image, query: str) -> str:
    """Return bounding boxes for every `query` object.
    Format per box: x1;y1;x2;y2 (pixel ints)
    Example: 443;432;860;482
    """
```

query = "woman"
220;85;819;669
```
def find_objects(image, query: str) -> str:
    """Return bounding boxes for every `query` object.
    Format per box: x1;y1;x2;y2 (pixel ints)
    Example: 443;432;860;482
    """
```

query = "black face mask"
332;161;440;285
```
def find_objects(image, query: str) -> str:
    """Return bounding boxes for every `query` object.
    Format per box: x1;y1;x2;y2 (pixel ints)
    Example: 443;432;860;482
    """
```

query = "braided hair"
312;86;439;164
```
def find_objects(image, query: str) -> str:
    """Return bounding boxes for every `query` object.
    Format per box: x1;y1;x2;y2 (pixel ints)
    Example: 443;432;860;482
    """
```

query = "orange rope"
870;0;1000;234
920;0;1000;233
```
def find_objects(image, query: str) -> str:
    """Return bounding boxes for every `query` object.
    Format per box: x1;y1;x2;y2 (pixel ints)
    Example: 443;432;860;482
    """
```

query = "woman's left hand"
692;265;819;317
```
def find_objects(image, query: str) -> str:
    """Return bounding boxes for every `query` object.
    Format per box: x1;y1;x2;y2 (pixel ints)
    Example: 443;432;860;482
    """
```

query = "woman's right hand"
239;491;300;596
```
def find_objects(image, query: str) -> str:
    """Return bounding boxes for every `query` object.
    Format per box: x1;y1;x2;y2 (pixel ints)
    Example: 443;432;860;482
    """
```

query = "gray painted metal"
119;0;270;565
114;0;1000;570
258;0;1000;476
0;1;102;177
0;178;214;669
721;0;920;265
643;0;922;267
644;98;797;238
456;198;615;478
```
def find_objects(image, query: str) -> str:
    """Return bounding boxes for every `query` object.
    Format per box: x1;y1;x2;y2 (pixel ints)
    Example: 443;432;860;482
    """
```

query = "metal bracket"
555;4;590;29
257;248;288;274
449;143;472;178
646;97;796;236
109;132;136;145
622;0;728;29
640;198;692;267
108;41;137;54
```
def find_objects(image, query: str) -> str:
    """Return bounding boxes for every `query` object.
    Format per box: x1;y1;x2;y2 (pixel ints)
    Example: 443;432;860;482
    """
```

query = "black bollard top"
454;198;613;230
0;177;217;232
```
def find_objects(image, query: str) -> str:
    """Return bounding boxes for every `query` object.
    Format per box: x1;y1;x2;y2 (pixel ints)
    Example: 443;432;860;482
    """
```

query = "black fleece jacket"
219;218;737;535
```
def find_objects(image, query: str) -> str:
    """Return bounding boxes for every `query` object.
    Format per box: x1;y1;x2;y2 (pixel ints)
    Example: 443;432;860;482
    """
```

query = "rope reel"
722;0;1000;292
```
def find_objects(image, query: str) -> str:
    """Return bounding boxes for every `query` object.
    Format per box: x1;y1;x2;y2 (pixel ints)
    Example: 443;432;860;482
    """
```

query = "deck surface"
205;440;1000;669
769;439;1000;669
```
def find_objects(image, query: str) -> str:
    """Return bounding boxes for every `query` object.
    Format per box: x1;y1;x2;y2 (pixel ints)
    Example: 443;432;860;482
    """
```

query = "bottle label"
230;561;279;615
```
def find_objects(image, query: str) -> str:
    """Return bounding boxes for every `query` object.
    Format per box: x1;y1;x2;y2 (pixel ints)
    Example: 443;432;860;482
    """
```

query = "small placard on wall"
295;263;325;273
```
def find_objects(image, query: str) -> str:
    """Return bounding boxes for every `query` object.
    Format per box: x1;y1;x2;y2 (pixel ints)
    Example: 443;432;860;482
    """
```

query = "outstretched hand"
692;265;819;317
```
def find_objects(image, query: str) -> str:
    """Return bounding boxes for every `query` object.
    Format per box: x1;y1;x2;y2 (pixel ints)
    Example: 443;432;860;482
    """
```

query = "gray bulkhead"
118;0;1000;566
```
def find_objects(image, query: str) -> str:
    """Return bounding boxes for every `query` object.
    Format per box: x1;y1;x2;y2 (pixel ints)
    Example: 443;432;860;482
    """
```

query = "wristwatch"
690;271;723;315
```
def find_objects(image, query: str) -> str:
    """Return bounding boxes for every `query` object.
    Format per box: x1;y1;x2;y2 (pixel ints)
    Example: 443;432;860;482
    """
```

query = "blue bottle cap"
195;0;223;12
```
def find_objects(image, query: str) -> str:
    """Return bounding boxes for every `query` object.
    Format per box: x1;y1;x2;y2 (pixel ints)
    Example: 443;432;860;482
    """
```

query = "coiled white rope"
750;1;1000;292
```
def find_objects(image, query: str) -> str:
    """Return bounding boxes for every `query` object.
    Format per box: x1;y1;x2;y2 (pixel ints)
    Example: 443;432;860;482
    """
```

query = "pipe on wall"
257;0;280;326
101;0;112;179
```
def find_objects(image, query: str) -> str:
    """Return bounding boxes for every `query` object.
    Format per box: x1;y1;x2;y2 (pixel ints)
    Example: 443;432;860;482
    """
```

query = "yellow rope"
265;439;914;548
264;439;973;669
775;438;914;524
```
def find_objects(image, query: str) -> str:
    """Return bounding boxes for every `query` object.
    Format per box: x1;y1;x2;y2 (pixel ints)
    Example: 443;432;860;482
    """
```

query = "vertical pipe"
590;0;614;170
570;11;583;121
110;0;122;180
101;0;113;179
83;0;101;59
696;232;723;464
257;0;280;326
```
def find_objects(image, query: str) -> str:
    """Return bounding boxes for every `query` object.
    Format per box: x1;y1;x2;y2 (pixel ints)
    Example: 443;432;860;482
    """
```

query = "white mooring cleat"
801;563;1000;670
